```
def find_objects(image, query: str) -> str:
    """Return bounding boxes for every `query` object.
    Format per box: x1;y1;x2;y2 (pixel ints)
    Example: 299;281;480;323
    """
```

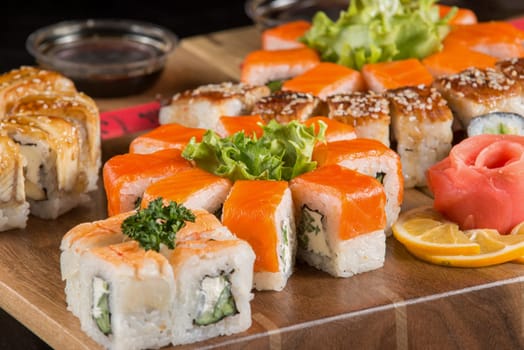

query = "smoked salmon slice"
261;20;311;50
422;45;497;77
282;62;366;99
438;4;477;25
214;115;265;138
240;47;320;86
103;149;193;216
361;58;434;93
303;116;357;143
129;123;206;154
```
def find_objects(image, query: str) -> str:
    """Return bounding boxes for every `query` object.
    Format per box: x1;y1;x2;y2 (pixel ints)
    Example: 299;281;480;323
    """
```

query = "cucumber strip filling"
92;276;112;335
194;274;237;326
279;219;292;274
298;205;330;257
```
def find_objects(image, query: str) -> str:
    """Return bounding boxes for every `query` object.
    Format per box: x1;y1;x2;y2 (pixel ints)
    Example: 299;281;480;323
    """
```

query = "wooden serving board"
2;26;524;349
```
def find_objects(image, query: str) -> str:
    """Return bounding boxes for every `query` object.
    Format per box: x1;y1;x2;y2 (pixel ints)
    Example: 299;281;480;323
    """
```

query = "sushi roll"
140;167;232;216
0;135;29;231
467;112;524;137
60;212;131;317
313;138;403;234
433;67;524;129
496;57;524;90
0;115;86;219
168;238;255;345
175;209;235;244
386;85;453;188
261;20;311;50
361;58;434;93
443;22;524;59
9;91;101;191
222;180;296;291
303;116;357;143
438;5;477;25
214;115;265;138
0;66;76;114
325;92;391;146
252;91;323;123
159;82;270;128
422;45;497;78
103;149;193;216
128;123;206;154
289;164;387;277
281;62;366;99
78;241;175;350
240;47;320;86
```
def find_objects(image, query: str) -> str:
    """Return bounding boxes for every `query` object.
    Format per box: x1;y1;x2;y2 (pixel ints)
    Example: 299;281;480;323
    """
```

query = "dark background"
1;0;524;349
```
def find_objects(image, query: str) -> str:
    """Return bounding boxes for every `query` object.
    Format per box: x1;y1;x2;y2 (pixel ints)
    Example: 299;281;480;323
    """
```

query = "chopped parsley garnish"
121;198;196;251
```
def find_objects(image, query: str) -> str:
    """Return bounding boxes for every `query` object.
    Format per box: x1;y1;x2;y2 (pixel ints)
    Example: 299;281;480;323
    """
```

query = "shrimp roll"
289;165;387;277
129;123;206;154
78;241;174;350
103;149;192;216
313;138;403;234
1;115;85;219
169;238;255;346
141;168;232;216
387;85;453;188
60;212;131;317
0;136;29;231
222;180;296;291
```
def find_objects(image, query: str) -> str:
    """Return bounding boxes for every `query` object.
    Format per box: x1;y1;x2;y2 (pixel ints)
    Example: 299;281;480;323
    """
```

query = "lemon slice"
408;229;524;267
392;206;480;256
510;221;524;263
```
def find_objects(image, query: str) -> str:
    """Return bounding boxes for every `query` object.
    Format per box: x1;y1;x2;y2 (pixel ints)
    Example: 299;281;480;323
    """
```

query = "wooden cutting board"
2;26;524;350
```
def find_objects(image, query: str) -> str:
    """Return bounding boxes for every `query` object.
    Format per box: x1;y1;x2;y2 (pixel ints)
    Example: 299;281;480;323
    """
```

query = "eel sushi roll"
313;138;403;234
222;180;296;291
433;67;524;129
78;241;174;350
386;85;453;188
103;149;192;216
0;135;29;231
252;91;323;124
169;238;255;346
129;123;206;154
8;91;101;192
60;212;131;317
289;164;387;277
326;92;391;147
159;82;269;129
0;115;85;219
141;167;232;216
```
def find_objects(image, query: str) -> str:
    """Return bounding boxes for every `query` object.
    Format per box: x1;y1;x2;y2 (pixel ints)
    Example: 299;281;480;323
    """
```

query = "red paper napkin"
100;101;161;139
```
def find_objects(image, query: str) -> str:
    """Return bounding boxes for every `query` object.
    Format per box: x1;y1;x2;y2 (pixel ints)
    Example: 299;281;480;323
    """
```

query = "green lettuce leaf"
300;0;452;70
182;120;326;181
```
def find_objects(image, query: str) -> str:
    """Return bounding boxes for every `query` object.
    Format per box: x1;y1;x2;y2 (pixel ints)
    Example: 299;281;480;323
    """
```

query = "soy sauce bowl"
26;19;178;98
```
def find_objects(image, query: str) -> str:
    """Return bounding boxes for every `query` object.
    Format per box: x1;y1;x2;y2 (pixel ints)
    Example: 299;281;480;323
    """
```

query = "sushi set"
2;1;524;349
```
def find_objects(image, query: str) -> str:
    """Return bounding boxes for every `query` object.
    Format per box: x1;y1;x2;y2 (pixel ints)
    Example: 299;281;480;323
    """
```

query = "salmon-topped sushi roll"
78;241;175;350
325;92;391;146
214;115;265;138
168;238;255;345
387;85;453;188
304;116;357;143
222;180;296;291
60;212;132;317
252;91;323;123
443;22;524;59
289;164;386;277
434;67;524;129
103;149;193;216
240;47;320;86
282;62;366;99
261;20;311;50
362;58;434;93
438;5;477;25
159;82;270;129
141;168;232;216
129;123;206;154
313;139;403;234
422;45;497;78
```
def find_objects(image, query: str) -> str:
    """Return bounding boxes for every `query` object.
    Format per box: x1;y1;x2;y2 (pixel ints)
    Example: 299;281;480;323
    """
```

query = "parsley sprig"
121;198;196;251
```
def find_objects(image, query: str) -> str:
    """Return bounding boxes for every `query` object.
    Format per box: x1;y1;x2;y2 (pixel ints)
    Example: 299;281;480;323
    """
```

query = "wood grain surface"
2;26;524;350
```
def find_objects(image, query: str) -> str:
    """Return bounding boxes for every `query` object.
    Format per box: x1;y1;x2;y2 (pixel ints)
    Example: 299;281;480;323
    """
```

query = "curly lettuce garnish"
182;120;326;181
300;0;454;70
121;198;195;251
